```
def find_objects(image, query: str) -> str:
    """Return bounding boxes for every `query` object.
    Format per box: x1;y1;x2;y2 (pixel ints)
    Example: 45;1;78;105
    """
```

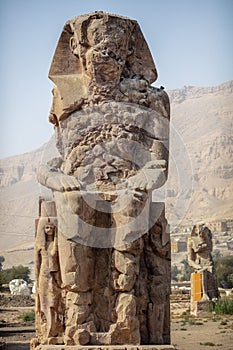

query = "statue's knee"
62;272;77;289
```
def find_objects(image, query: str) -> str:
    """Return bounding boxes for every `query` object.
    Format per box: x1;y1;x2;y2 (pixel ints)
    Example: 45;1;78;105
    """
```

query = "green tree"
1;265;31;284
216;256;233;288
0;256;5;287
180;257;192;281
0;256;4;271
171;265;180;281
212;250;223;267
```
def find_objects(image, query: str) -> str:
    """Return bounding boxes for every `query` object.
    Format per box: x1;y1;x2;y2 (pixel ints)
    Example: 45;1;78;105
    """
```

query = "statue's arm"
35;248;41;280
37;164;80;192
188;258;202;270
196;242;208;252
187;239;202;270
127;86;169;192
51;228;59;257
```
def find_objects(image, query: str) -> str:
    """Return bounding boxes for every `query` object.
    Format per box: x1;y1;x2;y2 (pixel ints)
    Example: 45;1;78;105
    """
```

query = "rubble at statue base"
188;225;220;317
31;12;173;350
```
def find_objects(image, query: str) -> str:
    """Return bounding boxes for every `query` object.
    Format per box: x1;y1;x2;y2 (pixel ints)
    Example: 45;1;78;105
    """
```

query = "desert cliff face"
166;80;233;227
0;81;232;256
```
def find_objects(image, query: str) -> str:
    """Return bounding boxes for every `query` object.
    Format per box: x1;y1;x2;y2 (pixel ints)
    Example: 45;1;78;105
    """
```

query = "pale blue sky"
0;0;232;158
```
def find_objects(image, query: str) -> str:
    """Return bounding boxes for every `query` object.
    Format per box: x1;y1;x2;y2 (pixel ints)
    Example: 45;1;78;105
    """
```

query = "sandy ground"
0;294;233;350
170;299;233;350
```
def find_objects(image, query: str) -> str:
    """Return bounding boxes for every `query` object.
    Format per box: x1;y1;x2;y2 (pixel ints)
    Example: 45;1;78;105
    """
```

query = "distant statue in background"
188;225;219;301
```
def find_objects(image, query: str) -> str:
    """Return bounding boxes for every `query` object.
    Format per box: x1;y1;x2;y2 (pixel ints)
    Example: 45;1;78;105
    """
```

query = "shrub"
0;256;4;271
216;256;233;288
171;265;179;281
211;297;233;315
21;311;35;322
0;256;5;288
180;258;192;281
1;265;31;284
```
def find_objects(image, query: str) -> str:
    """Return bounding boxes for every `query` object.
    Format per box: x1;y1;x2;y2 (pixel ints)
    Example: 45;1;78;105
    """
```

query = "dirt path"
0;294;233;349
0;327;33;349
1;317;233;350
1;319;233;350
0;325;34;349
171;316;233;350
0;294;35;349
170;300;233;350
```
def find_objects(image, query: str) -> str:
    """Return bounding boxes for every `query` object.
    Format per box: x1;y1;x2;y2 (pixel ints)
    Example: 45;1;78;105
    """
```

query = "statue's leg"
143;202;171;345
201;269;209;301
112;190;149;250
206;266;219;300
46;307;57;338
56;194;97;345
148;302;164;344
109;190;149;344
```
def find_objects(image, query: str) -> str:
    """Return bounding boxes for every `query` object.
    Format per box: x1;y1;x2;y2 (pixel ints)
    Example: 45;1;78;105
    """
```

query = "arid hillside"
166;80;233;229
0;80;232;269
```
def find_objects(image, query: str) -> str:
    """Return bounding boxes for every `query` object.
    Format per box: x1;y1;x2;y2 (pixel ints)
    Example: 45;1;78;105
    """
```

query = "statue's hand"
143;159;167;170
127;172;148;191
47;173;80;192
37;165;80;192
194;264;202;270
127;160;167;191
188;258;202;271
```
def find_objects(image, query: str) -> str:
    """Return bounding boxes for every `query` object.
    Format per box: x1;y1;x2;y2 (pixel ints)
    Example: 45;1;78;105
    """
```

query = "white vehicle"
9;279;30;296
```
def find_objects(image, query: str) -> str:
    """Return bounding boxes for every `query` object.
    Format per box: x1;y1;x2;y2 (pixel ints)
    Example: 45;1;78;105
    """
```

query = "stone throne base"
33;198;172;348
33;345;175;350
190;272;210;316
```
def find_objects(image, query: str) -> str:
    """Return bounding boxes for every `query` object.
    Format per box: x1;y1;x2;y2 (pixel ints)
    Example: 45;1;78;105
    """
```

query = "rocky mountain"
0;80;232;268
166;80;233;229
0;138;59;269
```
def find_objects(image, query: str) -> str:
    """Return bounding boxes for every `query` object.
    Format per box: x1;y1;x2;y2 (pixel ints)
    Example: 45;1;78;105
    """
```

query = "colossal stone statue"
188;225;219;315
32;12;171;349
